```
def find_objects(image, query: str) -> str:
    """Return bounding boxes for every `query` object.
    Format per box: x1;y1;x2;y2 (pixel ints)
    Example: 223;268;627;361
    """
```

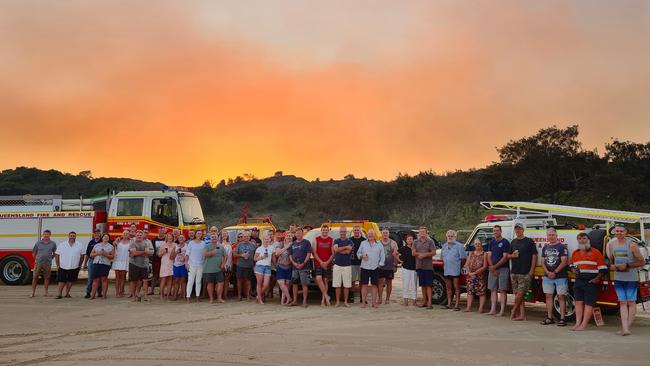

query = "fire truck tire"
0;255;32;286
553;291;576;321
431;272;447;305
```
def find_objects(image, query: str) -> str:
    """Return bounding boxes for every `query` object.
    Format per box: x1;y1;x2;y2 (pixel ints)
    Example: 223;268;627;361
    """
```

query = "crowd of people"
29;222;645;336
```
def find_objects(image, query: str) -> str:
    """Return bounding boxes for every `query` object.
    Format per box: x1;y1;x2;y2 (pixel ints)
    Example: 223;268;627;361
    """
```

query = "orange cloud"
1;1;649;185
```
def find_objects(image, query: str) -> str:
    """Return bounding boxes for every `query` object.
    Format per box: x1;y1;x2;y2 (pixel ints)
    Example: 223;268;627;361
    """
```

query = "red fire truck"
431;202;650;318
0;189;206;285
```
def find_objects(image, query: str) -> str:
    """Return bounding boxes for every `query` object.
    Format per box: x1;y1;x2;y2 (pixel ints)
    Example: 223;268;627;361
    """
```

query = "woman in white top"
220;230;233;300
253;233;274;304
185;231;206;303
112;229;131;298
90;234;114;299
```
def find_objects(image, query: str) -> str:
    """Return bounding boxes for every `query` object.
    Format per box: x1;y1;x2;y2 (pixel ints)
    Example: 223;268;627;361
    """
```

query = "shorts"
236;266;254;280
204;272;224;284
254;264;272;276
488;267;509;291
444;275;460;279
378;269;394;280
92;264;111;279
351;265;361;283
128;264;148;281
510;273;531;293
542;277;568;295
313;266;332;278
34;263;52;278
614;280;638;302
173;265;188;279
57;268;79;283
574;278;598;306
416;269;434;287
276;267;293;281
332;265;352;288
360;268;379;286
292;269;311;285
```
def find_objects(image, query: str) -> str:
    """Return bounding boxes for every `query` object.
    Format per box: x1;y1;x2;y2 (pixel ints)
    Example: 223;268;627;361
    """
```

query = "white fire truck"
432;202;650;318
0;190;206;285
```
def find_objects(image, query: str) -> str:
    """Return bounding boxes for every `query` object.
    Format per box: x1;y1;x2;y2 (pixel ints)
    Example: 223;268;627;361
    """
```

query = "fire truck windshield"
179;196;205;225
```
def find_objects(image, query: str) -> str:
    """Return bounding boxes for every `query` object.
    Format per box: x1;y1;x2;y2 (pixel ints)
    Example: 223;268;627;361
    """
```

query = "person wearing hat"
507;221;537;321
250;227;262;245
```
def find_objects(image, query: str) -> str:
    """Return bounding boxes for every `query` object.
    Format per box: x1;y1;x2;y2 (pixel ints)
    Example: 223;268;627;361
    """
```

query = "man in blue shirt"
487;225;511;316
332;226;353;307
441;230;467;310
289;229;312;307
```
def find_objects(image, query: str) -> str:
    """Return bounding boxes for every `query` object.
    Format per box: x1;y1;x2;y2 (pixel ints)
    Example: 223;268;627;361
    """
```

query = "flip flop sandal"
64;294;71;298
557;319;567;327
541;317;555;325
55;295;63;299
440;305;450;309
454;307;461;311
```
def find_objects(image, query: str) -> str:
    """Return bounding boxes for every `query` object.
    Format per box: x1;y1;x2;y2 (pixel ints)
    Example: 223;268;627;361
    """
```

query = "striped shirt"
570;248;606;280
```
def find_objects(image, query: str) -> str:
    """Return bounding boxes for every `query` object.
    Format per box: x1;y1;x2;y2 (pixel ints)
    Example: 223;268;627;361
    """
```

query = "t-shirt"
380;239;398;271
33;240;57;266
173;244;187;267
129;240;153;268
441;241;467;276
92;243;114;266
413;238;436;270
333;238;353;266
542;242;568;278
509;237;537;275
398;244;416;271
186;240;206;267
289;239;311;267
488;238;511;269
236;242;257;268
203;244;226;273
85;239;100;257
255;245;273;266
349;236;365;266
276;245;292;269
314;236;333;268
571;248;606;280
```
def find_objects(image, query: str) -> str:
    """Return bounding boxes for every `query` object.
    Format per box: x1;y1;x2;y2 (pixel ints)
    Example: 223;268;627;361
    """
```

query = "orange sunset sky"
1;1;650;186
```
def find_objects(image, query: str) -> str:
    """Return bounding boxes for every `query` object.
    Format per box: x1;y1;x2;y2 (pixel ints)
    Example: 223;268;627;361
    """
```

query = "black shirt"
86;239;100;257
509;237;537;275
398;244;416;271
349;236;365;265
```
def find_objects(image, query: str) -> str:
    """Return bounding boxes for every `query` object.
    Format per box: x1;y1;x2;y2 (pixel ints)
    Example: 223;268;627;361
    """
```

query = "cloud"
1;1;649;185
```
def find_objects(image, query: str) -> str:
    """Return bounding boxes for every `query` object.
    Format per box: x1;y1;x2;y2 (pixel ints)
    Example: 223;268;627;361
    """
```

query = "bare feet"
344;303;350;308
485;311;496;315
463;308;472;312
29;294;35;298
513;316;526;321
335;303;341;308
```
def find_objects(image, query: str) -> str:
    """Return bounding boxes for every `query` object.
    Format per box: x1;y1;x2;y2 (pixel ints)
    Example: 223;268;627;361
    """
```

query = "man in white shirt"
55;232;85;299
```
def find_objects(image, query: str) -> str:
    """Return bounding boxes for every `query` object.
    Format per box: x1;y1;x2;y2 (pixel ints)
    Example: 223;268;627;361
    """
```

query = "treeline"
2;126;650;236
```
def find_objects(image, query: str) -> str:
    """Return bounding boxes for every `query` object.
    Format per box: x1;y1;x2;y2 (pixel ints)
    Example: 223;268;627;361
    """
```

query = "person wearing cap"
250;227;262;245
606;224;645;336
507;221;537;321
570;232;607;331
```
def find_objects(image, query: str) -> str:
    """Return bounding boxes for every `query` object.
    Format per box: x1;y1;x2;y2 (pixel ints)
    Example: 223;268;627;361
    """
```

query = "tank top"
607;237;639;282
314;236;333;268
380;240;396;270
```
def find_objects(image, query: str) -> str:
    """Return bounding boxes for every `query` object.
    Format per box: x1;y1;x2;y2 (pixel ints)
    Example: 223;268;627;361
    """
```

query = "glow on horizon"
1;1;650;186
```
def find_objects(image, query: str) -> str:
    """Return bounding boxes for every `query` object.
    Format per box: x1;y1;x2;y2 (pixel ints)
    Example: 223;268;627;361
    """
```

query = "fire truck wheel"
431;272;447;305
553;291;576;321
0;255;32;286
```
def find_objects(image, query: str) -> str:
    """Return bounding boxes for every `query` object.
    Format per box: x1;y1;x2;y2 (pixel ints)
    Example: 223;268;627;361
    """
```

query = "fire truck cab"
106;190;206;240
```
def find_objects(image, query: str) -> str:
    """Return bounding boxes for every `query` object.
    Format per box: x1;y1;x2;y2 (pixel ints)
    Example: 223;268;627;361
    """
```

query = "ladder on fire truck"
480;201;650;242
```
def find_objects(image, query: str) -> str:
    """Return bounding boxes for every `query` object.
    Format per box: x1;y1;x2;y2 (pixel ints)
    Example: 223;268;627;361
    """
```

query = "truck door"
150;197;179;229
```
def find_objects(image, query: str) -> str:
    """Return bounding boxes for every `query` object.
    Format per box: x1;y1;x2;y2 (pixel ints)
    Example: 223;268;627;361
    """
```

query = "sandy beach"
1;271;648;366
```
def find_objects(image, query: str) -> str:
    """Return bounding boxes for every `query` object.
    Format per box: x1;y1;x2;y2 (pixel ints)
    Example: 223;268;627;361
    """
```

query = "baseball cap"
513;221;526;229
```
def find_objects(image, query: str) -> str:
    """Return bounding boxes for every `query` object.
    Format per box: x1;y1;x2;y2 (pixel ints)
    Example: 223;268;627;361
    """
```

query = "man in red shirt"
312;225;333;306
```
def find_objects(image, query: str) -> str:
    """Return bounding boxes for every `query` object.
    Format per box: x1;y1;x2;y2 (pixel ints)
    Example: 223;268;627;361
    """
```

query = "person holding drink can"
254;233;274;304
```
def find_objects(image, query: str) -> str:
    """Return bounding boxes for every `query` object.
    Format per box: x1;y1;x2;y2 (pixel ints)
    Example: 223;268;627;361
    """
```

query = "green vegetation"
2;126;649;238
